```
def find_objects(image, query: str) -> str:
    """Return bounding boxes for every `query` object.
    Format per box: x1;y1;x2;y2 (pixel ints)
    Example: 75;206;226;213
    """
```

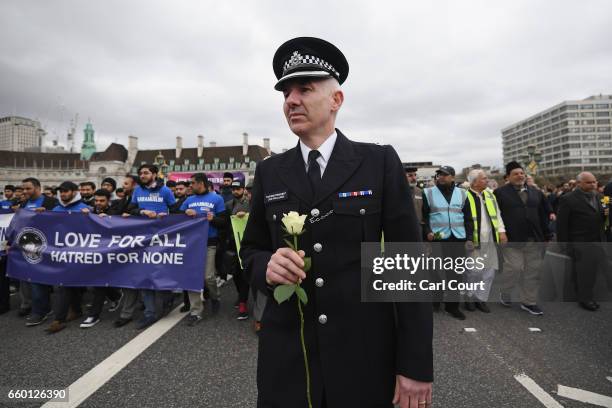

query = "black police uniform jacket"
240;130;433;408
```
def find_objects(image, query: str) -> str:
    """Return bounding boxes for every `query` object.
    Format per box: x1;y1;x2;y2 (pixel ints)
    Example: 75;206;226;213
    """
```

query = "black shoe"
579;301;598;311
211;299;220;315
135;316;157;330
464;301;476;312
475;302;491;313
113;317;132;328
18;307;31;317
179;304;190;313
446;308;466;320
520;303;543;316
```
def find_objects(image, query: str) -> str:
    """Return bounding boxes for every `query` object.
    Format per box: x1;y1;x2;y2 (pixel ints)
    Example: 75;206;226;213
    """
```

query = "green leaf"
283;238;296;250
273;284;296;304
296;286;308;305
303;257;312;272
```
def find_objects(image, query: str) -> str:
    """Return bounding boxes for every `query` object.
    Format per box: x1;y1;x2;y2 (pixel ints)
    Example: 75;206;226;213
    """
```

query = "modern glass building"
502;95;612;176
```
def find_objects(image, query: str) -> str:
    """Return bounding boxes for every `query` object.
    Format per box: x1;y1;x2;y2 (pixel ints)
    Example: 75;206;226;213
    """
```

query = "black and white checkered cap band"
282;51;340;78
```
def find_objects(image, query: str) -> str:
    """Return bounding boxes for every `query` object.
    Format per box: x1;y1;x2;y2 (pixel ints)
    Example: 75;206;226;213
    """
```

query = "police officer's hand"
426;233;434;242
266;248;306;285
81;208;90;214
392;374;432;408
121;212;130;218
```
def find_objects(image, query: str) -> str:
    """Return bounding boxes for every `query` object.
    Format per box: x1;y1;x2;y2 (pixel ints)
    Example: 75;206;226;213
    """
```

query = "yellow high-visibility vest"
466;190;500;245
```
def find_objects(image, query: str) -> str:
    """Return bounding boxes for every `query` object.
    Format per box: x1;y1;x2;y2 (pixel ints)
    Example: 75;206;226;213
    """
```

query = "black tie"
307;150;322;194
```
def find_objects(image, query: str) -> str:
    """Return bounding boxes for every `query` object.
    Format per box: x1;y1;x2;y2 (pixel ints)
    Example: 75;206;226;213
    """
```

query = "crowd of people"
406;161;611;320
0;159;610;334
0;168;264;333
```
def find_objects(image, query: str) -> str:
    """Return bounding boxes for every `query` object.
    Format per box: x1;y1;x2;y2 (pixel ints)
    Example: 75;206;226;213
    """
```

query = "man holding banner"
81;189;123;329
0;204;13;315
118;164;176;330
19;177;57;326
43;181;91;334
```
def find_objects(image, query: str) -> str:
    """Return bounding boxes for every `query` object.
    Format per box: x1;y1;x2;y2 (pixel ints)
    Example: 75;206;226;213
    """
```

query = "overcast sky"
1;0;611;169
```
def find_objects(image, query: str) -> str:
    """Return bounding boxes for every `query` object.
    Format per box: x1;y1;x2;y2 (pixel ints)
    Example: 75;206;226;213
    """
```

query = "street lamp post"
521;145;542;176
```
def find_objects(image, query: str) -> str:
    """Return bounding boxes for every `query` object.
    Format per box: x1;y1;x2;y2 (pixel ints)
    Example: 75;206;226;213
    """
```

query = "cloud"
1;0;611;170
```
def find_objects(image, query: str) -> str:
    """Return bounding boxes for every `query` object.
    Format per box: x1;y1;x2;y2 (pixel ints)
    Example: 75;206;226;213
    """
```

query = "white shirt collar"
299;131;337;175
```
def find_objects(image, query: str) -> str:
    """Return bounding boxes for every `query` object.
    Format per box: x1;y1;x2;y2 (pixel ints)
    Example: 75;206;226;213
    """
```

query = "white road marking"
42;305;187;408
514;373;564;408
557;385;612;407
464;327;477;332
529;327;542;332
545;251;572;260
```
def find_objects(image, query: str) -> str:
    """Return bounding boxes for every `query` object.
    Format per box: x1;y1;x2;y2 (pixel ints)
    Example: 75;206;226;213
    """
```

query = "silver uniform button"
359;208;366;215
315;278;324;287
313;243;323;253
273;214;277;221
318;314;328;324
311;208;320;217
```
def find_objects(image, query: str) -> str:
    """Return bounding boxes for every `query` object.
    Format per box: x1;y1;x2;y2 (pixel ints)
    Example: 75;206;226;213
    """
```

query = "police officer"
241;37;433;408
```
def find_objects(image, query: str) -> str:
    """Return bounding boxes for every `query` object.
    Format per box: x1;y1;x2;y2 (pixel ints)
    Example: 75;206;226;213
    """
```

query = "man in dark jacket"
494;162;552;316
604;180;612;241
44;181;91;334
240;37;432;408
557;172;608;311
224;179;251;320
111;175;137;215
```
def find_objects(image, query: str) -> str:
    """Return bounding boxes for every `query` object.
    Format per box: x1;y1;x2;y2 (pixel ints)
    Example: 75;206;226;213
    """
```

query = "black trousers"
88;287;121;317
571;244;607;303
0;257;9;311
54;287;83;322
227;252;249;303
430;236;466;311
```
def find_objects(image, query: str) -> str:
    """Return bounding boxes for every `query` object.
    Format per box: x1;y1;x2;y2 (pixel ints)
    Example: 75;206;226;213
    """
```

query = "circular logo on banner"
16;227;47;264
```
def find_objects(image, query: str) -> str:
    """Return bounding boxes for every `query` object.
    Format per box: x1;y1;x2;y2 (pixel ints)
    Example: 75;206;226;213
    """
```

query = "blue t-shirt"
52;201;90;213
180;192;225;238
0;200;12;210
24;196;44;210
131;184;176;213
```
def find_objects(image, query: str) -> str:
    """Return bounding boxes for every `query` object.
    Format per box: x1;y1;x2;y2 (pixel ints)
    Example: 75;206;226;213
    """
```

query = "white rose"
282;211;307;235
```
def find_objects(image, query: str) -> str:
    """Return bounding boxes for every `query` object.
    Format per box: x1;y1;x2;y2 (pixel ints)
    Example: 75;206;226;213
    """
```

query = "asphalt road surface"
1;286;611;408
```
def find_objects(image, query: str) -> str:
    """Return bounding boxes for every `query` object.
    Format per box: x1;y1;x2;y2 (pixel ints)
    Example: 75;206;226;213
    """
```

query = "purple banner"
5;210;209;291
